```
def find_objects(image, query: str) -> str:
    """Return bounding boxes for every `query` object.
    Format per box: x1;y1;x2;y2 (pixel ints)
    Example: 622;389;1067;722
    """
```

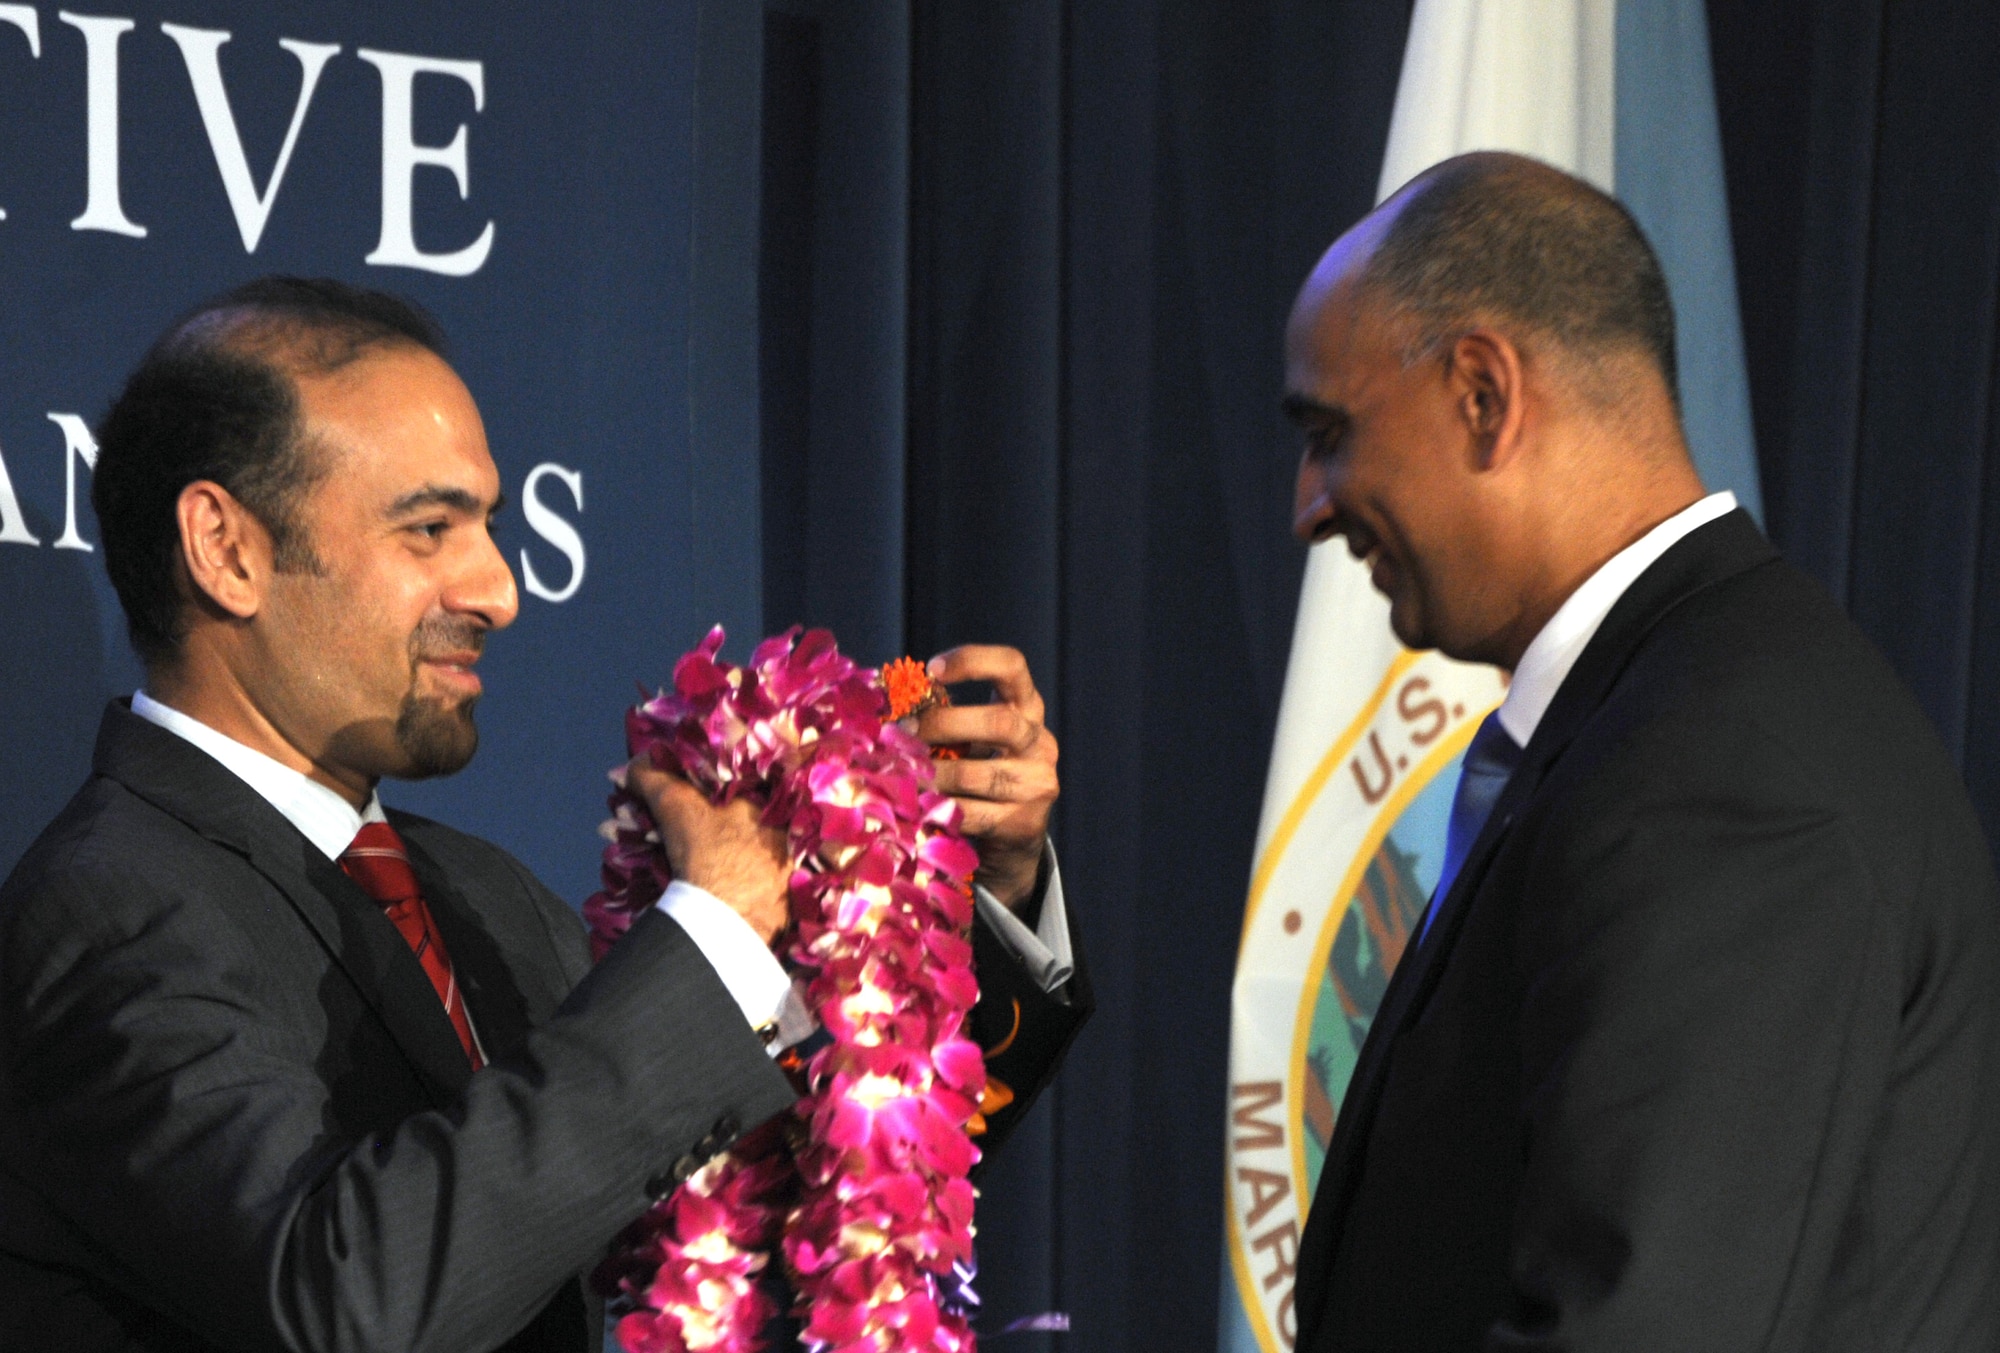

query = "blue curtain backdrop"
759;4;1414;1346
1709;0;2000;845
759;2;2000;1349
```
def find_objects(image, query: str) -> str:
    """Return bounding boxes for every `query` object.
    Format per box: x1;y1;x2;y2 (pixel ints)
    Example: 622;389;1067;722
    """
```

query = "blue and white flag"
1219;3;1760;1349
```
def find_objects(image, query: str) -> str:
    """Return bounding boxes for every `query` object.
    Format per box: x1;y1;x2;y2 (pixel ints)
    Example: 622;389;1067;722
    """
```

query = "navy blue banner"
0;0;762;902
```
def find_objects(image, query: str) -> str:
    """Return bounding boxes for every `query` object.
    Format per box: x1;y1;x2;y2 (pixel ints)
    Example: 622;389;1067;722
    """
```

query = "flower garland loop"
584;627;985;1353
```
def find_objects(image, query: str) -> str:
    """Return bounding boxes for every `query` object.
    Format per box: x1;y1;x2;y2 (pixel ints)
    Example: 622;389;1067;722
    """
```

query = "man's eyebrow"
386;485;493;516
1282;392;1343;425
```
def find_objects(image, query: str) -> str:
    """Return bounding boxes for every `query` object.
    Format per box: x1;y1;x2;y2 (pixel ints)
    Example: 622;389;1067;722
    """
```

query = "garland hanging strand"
584;627;985;1353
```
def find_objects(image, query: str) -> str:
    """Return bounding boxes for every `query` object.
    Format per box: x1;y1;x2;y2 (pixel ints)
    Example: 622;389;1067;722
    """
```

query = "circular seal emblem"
1224;651;1502;1351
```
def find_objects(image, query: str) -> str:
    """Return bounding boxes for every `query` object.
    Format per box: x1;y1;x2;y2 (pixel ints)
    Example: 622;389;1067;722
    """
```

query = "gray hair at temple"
1360;151;1680;410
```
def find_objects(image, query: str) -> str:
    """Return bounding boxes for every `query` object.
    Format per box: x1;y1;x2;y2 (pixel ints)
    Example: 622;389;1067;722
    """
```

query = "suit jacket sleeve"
3;847;795;1353
1488;711;1988;1349
968;876;1093;1152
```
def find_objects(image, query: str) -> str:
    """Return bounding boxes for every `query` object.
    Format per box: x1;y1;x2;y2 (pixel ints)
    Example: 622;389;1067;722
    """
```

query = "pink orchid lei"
584;627;987;1353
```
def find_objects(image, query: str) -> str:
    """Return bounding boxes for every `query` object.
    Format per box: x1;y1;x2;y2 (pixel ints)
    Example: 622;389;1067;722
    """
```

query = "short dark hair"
1362;152;1678;403
93;277;448;666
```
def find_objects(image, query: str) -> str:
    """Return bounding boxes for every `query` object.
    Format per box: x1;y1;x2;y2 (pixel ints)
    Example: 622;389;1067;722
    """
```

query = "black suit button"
645;1154;702;1198
696;1116;741;1156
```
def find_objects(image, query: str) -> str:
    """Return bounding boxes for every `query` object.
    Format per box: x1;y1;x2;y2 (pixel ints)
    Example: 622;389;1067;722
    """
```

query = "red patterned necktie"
339;821;483;1069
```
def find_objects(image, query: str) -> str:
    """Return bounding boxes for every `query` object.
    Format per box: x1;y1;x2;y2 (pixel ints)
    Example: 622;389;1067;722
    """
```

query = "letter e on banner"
357;48;494;275
520;462;584;603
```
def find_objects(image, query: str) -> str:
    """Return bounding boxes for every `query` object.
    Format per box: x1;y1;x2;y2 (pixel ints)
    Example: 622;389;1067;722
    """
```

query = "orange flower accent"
882;656;944;720
966;1079;1015;1139
979;1076;1016;1116
882;656;965;762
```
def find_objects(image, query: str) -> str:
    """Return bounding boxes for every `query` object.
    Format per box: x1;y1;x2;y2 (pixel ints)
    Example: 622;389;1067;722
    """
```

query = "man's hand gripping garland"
584;629;989;1353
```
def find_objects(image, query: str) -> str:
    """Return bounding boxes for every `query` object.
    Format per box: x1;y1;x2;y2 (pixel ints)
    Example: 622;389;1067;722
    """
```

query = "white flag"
1219;3;1758;1350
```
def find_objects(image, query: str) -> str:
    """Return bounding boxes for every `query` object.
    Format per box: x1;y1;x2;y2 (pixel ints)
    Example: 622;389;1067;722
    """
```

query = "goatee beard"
398;613;486;777
394;692;480;778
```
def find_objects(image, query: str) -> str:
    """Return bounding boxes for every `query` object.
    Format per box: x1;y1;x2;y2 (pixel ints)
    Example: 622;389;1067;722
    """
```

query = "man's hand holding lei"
897;646;1060;913
633;767;793;944
637;642;1058;932
591;631;1059;1353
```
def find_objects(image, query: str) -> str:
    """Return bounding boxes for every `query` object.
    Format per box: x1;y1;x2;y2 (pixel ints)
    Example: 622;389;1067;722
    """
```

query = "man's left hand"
912;645;1059;910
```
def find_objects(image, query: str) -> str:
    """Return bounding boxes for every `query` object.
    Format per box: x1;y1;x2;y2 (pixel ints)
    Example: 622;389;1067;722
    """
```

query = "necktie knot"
1459;709;1524;787
340;821;421;905
1418;711;1523;945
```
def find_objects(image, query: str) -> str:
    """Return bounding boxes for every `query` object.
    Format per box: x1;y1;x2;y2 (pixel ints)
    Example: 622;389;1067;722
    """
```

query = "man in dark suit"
1282;152;2000;1350
0;278;1089;1350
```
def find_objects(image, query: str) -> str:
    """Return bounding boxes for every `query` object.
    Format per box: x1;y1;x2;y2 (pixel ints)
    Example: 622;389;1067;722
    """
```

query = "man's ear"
176;480;272;622
1446;329;1529;470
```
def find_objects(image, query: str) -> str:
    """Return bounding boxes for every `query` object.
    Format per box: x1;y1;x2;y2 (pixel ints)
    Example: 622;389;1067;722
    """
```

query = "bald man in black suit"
1282;153;1999;1351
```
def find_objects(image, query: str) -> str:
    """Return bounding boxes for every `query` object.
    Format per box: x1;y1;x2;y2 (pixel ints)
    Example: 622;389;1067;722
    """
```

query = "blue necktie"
1418;711;1523;944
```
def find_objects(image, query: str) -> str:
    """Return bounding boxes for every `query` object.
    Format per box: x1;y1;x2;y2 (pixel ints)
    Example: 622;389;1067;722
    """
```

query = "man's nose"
1293;459;1340;544
449;526;521;631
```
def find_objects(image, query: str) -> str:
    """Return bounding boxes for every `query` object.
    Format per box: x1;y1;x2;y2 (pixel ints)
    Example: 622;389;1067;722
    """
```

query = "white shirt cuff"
972;841;1074;992
654;880;791;1036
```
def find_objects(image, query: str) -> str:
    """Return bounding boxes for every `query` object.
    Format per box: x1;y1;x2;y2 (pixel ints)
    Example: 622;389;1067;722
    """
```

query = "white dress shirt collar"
1495;491;1738;748
129;690;385;861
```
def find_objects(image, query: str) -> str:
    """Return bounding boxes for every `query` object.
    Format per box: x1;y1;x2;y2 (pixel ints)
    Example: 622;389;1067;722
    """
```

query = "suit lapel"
93;702;474;1101
301;848;475;1098
1297;511;1779;1345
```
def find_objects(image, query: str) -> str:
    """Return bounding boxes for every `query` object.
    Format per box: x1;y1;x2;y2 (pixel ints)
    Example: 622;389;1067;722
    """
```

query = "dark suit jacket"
1295;512;2000;1351
0;703;1088;1351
